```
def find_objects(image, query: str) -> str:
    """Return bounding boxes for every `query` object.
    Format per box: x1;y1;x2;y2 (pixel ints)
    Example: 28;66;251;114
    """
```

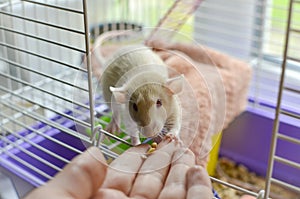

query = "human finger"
240;195;256;199
145;39;170;50
155;50;173;61
92;188;129;199
186;166;213;199
100;144;149;195
129;139;181;199
158;147;195;199
24;146;107;199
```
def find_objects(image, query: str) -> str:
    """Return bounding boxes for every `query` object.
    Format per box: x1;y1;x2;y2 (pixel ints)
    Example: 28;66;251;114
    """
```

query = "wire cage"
0;0;95;186
0;0;299;199
0;0;194;189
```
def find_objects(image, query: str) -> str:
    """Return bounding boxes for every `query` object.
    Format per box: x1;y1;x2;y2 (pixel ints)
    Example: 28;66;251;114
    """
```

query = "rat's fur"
91;41;251;166
100;45;183;145
151;42;252;166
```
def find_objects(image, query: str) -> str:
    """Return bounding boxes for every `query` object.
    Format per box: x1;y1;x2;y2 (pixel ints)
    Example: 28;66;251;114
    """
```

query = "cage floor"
213;157;300;199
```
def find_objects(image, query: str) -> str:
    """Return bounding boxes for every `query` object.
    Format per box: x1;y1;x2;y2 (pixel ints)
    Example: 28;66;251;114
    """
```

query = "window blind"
193;0;300;124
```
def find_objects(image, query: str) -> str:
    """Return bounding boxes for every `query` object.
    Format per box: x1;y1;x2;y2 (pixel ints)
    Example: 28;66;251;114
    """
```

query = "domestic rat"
100;45;183;145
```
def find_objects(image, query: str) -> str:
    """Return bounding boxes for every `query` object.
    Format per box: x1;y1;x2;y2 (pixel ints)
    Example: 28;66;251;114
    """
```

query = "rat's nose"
139;124;161;138
138;120;149;127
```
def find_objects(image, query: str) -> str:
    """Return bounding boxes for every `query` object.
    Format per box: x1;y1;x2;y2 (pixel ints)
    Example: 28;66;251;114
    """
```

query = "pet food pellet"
147;147;156;154
151;142;157;148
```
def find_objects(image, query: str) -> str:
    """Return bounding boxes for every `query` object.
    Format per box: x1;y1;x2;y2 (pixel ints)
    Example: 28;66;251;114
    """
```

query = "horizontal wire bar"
0;10;85;35
277;133;300;145
21;0;84;14
290;28;300;34
0;147;53;180
194;15;300;48
0;118;71;164
100;128;133;147
0;69;88;108
280;109;300;119
195;8;284;31
199;3;265;20
0;41;87;72
194;24;260;43
0;26;85;53
98;145;119;159
0;57;88;92
0;0;19;9
1;112;119;162
0;72;89;109
0;69;92;127
274;155;300;170
1;110;119;165
0;85;90;128
0;103;39;126
1;135;62;172
194;16;263;35
106;135;131;150
0;125;38;151
0;100;91;144
210;176;262;198
271;178;300;193
202;2;287;24
284;86;300;94
287;56;300;63
195;26;299;59
194;30;289;54
0;154;46;186
0;110;83;162
0;76;87;110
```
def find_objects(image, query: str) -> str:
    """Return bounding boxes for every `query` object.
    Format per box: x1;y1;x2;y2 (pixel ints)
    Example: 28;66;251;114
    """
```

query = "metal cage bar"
0;1;299;198
0;0;94;186
264;0;300;198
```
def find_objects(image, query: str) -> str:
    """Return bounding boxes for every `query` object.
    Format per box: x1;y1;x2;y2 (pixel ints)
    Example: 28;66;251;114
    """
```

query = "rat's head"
110;75;183;137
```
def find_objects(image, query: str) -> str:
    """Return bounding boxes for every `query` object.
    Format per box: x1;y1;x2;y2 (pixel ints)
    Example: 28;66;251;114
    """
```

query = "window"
193;0;300;126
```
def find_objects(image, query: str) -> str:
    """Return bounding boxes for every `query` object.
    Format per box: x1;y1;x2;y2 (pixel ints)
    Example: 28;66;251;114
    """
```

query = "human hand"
24;138;213;199
97;138;213;199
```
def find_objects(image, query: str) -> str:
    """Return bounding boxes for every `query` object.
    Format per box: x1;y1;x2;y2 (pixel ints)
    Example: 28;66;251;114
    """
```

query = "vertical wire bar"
66;0;72;68
21;0;31;127
0;3;10;138
253;0;268;109
14;2;23;91
53;0;60;112
263;0;294;198
32;0;41;108
8;0;18;134
82;0;95;138
6;1;13;100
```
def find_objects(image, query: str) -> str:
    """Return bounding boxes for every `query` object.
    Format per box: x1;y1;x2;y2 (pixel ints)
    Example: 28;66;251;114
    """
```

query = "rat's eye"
156;99;162;108
133;103;138;112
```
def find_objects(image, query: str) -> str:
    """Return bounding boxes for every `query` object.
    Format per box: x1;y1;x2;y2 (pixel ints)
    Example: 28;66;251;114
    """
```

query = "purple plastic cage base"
220;111;300;188
0;109;98;187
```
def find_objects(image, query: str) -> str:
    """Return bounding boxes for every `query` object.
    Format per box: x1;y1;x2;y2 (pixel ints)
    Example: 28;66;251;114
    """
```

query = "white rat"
100;45;183;145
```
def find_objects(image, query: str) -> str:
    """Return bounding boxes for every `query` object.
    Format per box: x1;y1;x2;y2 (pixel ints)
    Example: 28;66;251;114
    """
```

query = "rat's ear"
110;86;127;104
166;74;184;94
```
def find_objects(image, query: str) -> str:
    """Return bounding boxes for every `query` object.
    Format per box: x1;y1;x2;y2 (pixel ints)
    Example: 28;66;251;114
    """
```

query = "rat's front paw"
105;120;121;135
131;136;141;146
165;133;183;146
